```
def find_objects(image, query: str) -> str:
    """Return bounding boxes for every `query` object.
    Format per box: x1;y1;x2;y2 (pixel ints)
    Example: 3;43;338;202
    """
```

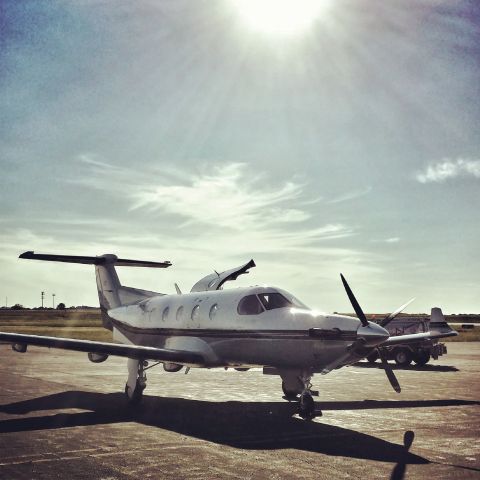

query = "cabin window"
209;303;218;320
237;295;264;315
162;307;169;322
258;293;292;311
176;306;184;321
191;305;200;321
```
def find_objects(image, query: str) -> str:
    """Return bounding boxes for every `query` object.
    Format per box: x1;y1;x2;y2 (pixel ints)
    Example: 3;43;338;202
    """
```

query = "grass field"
0;309;111;341
0;309;479;342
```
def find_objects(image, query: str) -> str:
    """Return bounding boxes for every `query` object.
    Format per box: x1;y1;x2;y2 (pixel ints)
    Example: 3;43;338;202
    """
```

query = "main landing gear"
125;358;147;406
281;371;320;420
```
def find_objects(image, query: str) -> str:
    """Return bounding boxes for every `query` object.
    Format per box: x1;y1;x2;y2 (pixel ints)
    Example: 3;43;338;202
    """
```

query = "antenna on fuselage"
174;283;182;295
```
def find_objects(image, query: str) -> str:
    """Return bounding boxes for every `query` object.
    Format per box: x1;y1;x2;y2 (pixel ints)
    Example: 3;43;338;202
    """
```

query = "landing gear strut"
125;358;147;406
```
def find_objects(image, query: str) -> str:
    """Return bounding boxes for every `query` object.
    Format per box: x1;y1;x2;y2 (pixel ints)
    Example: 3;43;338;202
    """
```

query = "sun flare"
230;0;330;36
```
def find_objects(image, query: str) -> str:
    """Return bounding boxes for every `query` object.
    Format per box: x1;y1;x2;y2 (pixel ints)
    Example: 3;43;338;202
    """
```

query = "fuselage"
108;285;373;371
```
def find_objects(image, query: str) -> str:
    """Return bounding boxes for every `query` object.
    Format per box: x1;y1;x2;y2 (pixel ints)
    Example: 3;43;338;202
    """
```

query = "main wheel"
366;351;379;364
298;393;315;420
413;350;430;366
282;381;299;401
393;348;412;367
125;380;145;406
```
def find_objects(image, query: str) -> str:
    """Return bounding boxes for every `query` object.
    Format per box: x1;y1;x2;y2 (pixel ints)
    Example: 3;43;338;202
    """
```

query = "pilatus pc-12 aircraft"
0;251;457;420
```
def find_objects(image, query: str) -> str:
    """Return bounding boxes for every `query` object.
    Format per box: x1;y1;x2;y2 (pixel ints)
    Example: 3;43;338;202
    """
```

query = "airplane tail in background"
429;307;457;337
19;251;172;330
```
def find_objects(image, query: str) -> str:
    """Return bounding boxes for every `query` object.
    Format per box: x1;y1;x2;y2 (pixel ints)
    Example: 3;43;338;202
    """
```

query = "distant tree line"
7;302;71;310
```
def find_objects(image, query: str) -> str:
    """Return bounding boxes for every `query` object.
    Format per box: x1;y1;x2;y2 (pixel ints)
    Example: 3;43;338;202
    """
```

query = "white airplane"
0;251;457;420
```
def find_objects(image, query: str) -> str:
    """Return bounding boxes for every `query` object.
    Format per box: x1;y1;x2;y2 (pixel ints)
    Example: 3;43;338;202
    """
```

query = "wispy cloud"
371;237;400;244
72;157;354;247
416;158;480;183
130;163;310;230
327;186;372;204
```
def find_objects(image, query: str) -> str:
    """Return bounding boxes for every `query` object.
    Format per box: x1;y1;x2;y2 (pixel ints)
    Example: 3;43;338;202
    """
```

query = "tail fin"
429;307;456;337
19;251;172;330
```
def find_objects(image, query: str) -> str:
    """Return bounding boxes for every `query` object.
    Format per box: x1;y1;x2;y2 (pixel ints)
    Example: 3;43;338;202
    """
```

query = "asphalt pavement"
0;343;479;479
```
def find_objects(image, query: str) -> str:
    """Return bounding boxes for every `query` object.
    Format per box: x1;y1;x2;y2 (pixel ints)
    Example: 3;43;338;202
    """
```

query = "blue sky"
1;0;479;313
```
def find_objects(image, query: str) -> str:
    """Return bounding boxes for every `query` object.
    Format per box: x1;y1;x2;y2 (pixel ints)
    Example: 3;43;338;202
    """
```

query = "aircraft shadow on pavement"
1;392;478;466
353;362;459;372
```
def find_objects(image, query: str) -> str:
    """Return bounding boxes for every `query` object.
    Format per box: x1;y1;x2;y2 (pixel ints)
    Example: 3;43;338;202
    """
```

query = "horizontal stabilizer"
19;251;171;268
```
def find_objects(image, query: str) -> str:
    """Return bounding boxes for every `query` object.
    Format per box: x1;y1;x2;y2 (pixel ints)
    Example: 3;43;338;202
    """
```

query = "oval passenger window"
162;307;169;321
209;304;218;320
176;306;184;321
191;305;200;321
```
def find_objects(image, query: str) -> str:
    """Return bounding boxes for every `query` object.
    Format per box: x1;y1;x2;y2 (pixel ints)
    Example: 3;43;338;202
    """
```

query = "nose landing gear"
280;370;321;420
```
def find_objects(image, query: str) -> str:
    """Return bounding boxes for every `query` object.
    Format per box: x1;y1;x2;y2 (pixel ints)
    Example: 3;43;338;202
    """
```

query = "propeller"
380;298;416;328
340;273;401;393
378;347;401;393
340;274;368;327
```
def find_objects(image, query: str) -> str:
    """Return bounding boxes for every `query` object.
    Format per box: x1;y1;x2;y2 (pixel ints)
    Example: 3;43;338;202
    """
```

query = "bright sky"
1;0;479;313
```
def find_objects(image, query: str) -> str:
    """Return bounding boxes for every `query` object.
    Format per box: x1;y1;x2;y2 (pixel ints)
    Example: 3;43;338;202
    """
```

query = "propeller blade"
340;274;368;327
380;298;416;328
378;348;401;393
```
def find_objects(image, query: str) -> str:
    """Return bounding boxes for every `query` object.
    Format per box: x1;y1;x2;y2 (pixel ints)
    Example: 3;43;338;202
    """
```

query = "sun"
230;0;330;36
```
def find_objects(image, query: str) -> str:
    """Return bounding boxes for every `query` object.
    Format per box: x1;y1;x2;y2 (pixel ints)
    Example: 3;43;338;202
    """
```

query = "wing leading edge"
0;332;205;366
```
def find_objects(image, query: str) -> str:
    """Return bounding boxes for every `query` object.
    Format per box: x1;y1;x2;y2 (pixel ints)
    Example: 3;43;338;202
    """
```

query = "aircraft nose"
357;321;390;346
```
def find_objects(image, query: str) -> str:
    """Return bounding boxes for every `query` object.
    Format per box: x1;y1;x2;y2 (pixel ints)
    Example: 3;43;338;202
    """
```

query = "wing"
381;330;457;347
0;331;205;366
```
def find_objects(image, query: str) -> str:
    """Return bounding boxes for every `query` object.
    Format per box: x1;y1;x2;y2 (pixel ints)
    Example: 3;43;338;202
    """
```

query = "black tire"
282;381;299;401
125;380;144;406
393;348;413;367
366;351;379;364
298;393;315;420
413;350;430;366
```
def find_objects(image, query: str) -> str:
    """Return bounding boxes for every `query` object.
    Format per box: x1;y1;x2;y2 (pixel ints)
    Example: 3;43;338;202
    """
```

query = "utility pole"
41;291;45;309
52;293;56;309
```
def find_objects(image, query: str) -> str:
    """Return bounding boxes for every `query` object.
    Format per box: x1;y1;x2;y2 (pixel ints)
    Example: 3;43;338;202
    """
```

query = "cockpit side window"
237;295;264;315
258;292;292;311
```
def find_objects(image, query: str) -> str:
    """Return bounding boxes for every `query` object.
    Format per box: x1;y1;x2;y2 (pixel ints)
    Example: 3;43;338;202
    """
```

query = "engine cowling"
88;352;109;363
163;362;183;373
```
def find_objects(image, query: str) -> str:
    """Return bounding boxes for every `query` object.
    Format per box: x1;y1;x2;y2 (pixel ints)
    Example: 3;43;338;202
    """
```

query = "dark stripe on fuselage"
111;319;358;341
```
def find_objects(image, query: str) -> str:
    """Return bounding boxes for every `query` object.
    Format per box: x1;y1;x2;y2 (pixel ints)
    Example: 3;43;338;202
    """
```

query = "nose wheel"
298;392;316;420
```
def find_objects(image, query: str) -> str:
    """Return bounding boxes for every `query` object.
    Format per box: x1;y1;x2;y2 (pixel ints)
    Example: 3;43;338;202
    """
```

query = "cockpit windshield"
258;293;292;310
237;290;308;315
